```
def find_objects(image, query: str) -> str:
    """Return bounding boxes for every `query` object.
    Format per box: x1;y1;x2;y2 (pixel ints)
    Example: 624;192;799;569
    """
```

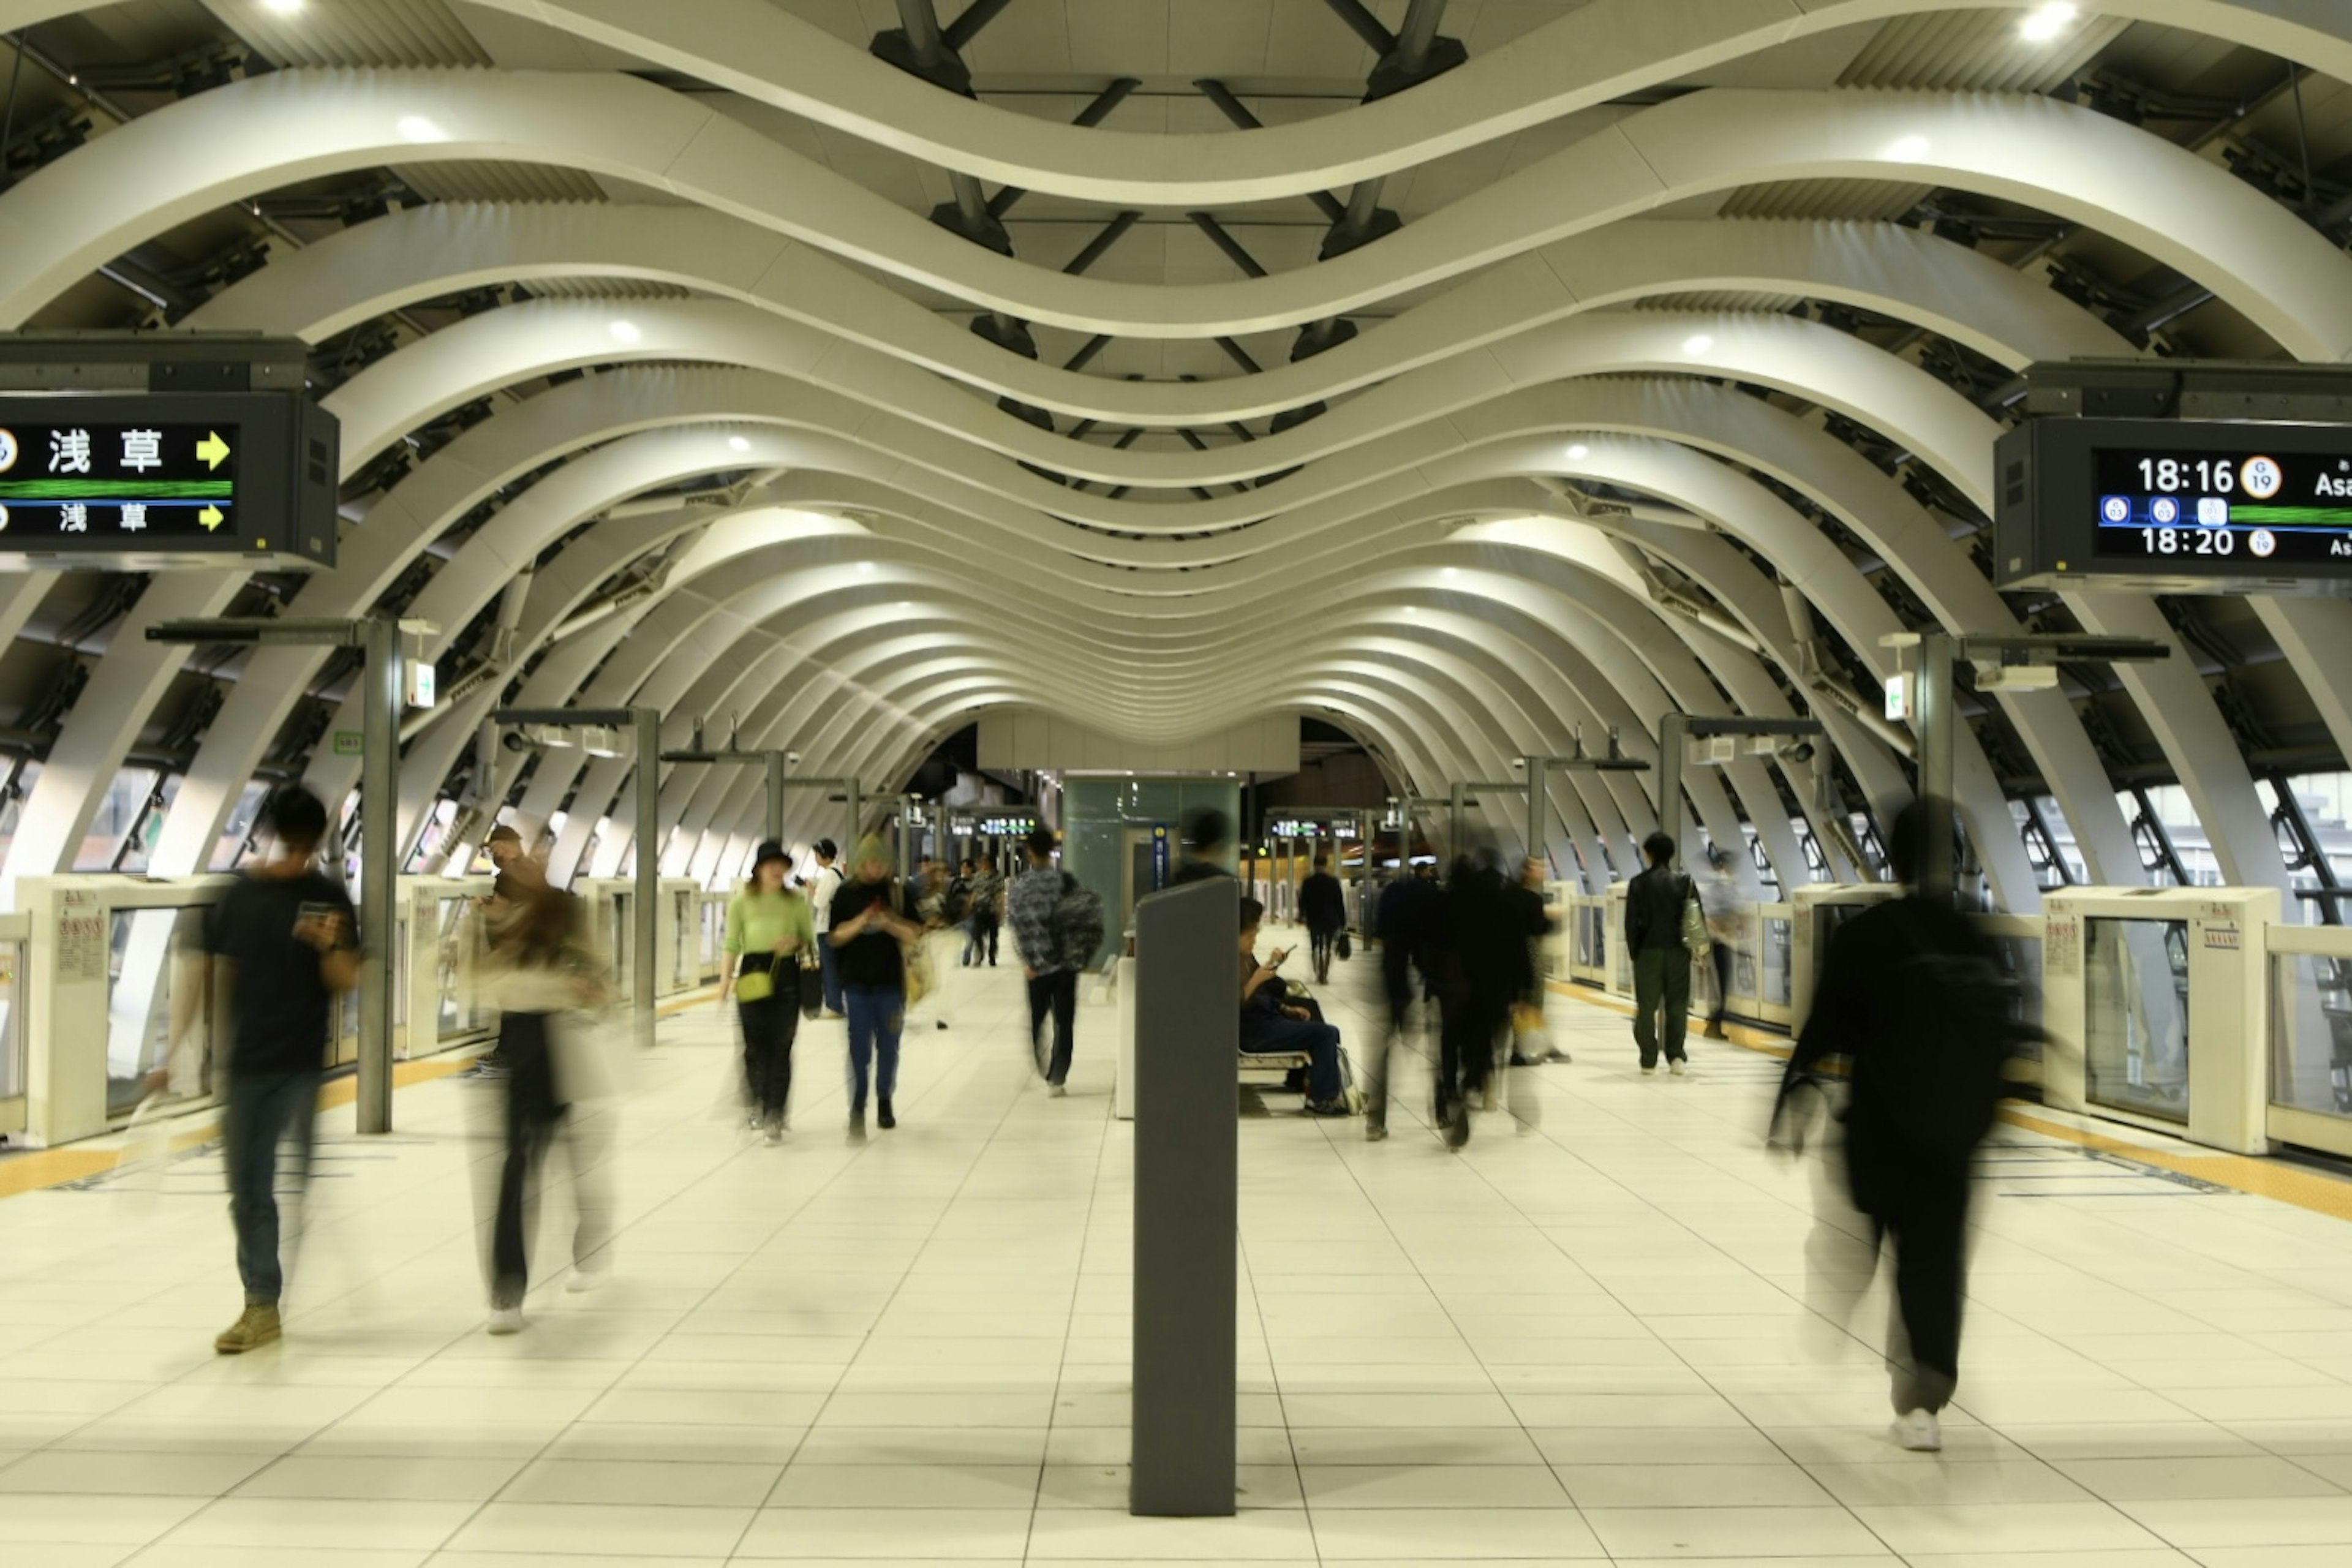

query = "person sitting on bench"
1240;896;1349;1117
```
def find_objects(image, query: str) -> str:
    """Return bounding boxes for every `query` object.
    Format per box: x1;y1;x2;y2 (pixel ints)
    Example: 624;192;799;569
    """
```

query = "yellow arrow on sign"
196;431;231;470
198;505;224;532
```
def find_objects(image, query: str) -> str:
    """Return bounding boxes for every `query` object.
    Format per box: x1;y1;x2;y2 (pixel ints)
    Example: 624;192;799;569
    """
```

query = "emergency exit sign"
333;731;363;756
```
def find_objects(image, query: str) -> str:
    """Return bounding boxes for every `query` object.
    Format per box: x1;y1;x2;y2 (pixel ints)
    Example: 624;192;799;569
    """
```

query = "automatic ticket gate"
2042;886;2275;1155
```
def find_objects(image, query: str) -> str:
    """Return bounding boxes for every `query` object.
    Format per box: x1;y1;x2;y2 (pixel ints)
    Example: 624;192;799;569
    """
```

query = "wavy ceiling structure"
0;0;2347;913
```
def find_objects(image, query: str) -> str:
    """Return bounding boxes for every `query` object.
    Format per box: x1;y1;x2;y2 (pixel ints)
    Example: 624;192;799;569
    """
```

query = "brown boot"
214;1303;281;1355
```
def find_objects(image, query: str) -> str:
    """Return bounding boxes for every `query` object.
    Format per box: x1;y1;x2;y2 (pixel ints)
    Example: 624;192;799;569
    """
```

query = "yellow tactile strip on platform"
0;986;722;1202
1548;978;2352;1224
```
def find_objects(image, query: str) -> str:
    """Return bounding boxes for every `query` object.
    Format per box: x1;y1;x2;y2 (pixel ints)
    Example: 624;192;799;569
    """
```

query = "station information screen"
0;422;237;541
1995;417;2352;596
0;392;337;568
2093;447;2352;565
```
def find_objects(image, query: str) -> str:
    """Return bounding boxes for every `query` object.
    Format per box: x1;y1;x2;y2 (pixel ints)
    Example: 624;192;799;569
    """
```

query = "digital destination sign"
2093;448;2352;564
0;421;238;541
1996;416;2352;596
0;392;337;568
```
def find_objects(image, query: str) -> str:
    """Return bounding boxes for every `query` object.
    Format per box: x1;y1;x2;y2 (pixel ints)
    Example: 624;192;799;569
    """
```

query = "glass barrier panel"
703;899;724;966
673;891;695;988
2084;917;2190;1123
2271;953;2352;1120
105;907;212;1116
1762;917;1793;1006
0;940;22;1101
611;894;632;977
436;896;480;1039
1989;933;2045;1062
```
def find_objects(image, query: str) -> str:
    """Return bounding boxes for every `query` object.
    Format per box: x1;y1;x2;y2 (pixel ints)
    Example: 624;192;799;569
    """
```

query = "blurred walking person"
1506;856;1569;1068
1699;851;1740;1039
1300;851;1346;983
1625;831;1696;1076
723;840;815;1144
1167;806;1232;886
1008;827;1104;1096
911;858;960;1033
1434;843;1517;1149
1770;801;2025;1452
828;836;923;1139
805;839;845;1016
186;786;361;1354
963;853;1005;968
476;858;616;1332
1364;859;1441;1142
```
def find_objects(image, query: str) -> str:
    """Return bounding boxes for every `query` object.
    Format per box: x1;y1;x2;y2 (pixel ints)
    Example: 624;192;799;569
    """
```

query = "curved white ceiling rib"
4;73;2346;357
462;0;2352;205
193;205;2127;423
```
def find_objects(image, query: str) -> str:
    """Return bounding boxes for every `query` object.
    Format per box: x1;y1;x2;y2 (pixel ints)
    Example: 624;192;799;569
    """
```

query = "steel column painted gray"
356;614;401;1134
1130;875;1238;1517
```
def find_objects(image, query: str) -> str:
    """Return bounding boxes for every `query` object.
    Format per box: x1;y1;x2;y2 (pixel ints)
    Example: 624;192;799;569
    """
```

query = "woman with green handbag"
724;840;816;1144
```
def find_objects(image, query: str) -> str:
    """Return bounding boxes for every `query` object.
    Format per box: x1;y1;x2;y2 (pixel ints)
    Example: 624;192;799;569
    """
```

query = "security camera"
786;750;803;767
1779;740;1816;765
501;731;530;753
1507;756;1527;774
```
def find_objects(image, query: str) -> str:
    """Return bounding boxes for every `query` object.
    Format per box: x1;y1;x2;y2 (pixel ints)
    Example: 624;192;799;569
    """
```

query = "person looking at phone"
827;835;923;1139
189;786;362;1354
1239;897;1349;1116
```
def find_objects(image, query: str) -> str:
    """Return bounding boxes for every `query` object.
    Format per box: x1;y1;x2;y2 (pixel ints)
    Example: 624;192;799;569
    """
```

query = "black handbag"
1337;931;1353;961
797;960;823;1019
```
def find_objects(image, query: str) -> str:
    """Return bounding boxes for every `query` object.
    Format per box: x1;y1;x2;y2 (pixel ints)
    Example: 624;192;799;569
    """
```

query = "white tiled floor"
5;925;2352;1564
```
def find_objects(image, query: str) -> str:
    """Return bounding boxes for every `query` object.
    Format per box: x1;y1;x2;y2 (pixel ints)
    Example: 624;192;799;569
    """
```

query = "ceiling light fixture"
394;115;443;143
263;0;306;14
1567;443;1590;461
608;320;642;344
1683;333;1714;356
856;562;876;573
726;435;750;452
1887;134;1932;161
2019;2;2078;42
1441;567;1459;579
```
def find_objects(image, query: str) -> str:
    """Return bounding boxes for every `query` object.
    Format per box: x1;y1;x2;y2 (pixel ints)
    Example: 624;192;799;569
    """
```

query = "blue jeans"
844;984;903;1113
224;1069;320;1306
1243;1016;1343;1102
819;938;843;1014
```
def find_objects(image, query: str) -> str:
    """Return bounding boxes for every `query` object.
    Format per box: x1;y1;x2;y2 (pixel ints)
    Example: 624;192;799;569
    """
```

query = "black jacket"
1624;864;1690;953
1298;872;1346;932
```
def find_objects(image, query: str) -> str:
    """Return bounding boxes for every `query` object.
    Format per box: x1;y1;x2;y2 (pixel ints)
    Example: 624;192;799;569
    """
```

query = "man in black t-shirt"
194;786;362;1354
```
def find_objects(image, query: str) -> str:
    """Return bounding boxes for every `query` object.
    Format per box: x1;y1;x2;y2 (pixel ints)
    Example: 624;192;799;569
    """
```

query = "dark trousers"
965;914;999;966
1244;1014;1343;1101
1365;966;1423;1126
818;940;843;1014
739;993;798;1122
844;984;903;1113
1632;946;1691;1066
492;1011;562;1309
1439;994;1506;1115
1308;924;1340;984
1852;1129;1970;1412
1707;940;1733;1028
1028;968;1079;1085
224;1068;320;1306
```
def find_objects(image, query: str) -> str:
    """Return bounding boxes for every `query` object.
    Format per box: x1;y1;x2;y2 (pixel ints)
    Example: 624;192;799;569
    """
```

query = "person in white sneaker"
1769;800;2030;1454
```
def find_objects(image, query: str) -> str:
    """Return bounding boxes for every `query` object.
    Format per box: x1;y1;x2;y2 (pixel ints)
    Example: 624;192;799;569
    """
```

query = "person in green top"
723;840;817;1144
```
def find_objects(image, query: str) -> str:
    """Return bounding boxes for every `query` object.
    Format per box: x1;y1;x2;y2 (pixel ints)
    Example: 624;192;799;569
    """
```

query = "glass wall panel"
1762;916;1793;1007
208;778;272;871
2271;954;2352;1120
2083;917;2190;1123
77;768;157;872
105;907;213;1116
0;936;23;1101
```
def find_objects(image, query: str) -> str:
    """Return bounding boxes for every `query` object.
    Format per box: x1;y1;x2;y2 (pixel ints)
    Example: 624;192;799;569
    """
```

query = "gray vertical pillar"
1525;756;1545;872
1395;801;1409;879
1131;875;1238;1517
1913;633;1957;904
633;707;660;1050
1449;782;1466;861
765;751;786;847
846;780;861;854
1657;712;1687;845
897;795;914;891
355;615;401;1134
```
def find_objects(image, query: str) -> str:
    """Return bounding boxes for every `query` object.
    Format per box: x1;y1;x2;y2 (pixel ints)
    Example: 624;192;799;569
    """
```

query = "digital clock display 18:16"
2092;446;2352;566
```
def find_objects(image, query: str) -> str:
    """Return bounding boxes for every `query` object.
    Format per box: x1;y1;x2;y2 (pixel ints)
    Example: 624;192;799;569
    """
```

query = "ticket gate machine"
2041;886;2275;1155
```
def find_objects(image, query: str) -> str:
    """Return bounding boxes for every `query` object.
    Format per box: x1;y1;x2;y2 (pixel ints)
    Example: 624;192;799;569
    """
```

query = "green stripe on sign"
0;480;235;499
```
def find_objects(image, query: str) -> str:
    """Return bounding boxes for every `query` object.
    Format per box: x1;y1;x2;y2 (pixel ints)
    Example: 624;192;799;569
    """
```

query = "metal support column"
765;751;786;846
1912;633;1958;904
1524;756;1545;871
1657;712;1687;842
356;616;400;1132
631;707;660;1051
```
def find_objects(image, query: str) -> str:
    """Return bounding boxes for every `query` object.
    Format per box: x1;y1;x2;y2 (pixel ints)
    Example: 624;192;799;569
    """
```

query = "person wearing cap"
804;839;846;1017
725;840;816;1144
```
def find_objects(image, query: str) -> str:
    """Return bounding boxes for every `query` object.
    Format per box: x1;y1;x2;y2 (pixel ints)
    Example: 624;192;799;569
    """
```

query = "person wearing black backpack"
1770;799;2026;1455
1008;826;1102;1096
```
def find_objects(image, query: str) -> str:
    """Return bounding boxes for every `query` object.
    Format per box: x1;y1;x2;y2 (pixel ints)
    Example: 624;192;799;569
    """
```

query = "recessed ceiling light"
1567;443;1589;461
726;435;750;452
1683;334;1713;355
2019;2;2077;42
264;0;305;13
394;114;442;143
1887;134;1932;161
608;320;642;344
